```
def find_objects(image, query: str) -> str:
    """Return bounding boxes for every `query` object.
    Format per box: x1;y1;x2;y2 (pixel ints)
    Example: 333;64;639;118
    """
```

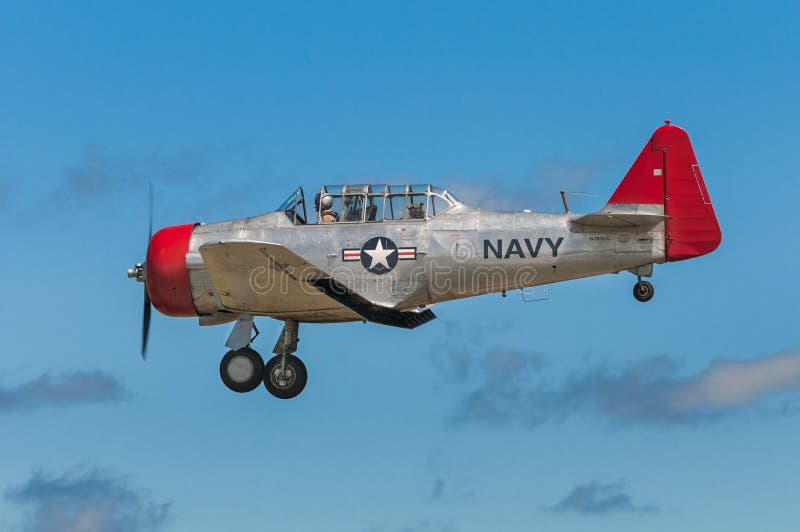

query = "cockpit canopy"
276;184;461;225
275;187;308;225
316;184;460;224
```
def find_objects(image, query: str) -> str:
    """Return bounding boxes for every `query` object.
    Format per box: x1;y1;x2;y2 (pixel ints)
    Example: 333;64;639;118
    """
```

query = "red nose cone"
146;223;198;317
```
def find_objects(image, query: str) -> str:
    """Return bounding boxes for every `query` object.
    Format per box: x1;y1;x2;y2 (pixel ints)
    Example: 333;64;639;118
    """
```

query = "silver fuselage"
185;204;663;324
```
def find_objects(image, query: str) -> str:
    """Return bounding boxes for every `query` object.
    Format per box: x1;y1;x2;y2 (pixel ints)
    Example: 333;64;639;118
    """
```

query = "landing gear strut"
218;317;308;399
633;277;654;302
264;319;307;399
264;353;307;399
219;315;264;393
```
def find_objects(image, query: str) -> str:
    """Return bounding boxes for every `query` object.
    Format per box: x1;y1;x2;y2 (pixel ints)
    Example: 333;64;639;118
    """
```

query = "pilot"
319;194;338;223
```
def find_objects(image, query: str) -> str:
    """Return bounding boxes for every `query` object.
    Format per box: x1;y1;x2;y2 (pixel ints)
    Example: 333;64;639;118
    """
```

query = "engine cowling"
146;223;198;317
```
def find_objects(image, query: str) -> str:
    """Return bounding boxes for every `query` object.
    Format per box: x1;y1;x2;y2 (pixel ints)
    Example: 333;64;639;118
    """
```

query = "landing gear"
263;319;307;399
633;279;654;302
218;317;308;399
264;354;307;399
220;347;264;393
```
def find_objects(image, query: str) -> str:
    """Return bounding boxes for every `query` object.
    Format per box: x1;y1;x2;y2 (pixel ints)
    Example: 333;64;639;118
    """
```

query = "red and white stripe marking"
342;249;361;261
397;247;416;260
342;246;417;262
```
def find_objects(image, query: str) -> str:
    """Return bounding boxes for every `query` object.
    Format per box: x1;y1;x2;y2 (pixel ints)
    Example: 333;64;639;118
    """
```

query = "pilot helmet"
320;195;333;210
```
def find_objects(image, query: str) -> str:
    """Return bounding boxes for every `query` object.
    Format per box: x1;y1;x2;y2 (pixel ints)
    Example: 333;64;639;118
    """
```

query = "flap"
311;278;436;329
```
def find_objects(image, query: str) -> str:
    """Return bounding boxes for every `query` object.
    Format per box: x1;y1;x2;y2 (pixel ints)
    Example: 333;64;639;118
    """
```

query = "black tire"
263;354;307;399
220;347;264;393
633;280;655;302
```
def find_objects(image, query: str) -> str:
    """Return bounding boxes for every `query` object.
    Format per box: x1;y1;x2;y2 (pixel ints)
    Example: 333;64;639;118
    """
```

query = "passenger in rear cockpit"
407;201;425;219
342;195;364;222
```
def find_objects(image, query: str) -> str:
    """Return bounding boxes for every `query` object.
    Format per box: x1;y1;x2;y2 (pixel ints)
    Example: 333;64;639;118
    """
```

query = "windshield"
275;187;307;225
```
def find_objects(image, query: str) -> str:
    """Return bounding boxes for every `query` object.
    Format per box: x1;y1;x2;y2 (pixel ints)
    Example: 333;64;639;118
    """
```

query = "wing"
199;241;357;321
198;241;435;328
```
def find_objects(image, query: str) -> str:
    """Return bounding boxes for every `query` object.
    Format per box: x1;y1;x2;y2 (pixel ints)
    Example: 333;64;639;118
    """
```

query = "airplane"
128;121;721;399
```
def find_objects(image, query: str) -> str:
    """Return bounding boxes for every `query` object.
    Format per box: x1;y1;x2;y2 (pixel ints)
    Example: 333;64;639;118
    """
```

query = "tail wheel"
220;347;264;393
633;280;655;302
264;354;307;399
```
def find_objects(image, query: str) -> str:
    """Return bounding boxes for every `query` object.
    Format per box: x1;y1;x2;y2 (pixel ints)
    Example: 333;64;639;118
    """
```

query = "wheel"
220;347;264;393
264;354;307;399
633;280;654;302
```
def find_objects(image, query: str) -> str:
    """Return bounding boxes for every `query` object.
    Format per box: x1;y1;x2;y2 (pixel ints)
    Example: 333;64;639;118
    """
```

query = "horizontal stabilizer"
571;212;668;228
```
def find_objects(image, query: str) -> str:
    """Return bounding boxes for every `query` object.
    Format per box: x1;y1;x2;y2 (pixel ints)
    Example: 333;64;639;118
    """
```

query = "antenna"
476;184;497;210
560;190;570;213
559;190;598;213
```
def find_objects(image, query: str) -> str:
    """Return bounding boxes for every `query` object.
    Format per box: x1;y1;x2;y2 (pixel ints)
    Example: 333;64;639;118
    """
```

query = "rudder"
607;122;721;261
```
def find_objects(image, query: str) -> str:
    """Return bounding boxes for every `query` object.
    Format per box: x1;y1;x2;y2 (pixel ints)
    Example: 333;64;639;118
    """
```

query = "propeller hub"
127;263;145;282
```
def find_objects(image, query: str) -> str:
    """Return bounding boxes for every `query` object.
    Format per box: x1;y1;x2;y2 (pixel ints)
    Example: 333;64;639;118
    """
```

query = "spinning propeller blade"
141;183;154;360
142;288;151;359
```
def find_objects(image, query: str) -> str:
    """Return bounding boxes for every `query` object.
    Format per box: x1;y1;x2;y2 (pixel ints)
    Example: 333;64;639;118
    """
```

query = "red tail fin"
608;122;722;261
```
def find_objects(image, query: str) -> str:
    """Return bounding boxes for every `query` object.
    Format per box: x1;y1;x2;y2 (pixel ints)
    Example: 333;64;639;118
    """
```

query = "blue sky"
1;2;799;531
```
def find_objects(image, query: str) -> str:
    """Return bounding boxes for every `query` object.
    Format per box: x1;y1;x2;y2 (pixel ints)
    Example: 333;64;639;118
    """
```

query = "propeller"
128;184;154;360
142;184;154;359
142;285;151;359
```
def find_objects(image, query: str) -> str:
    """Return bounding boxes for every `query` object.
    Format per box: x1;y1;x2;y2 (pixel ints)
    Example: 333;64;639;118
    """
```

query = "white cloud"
666;351;800;412
446;349;800;427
